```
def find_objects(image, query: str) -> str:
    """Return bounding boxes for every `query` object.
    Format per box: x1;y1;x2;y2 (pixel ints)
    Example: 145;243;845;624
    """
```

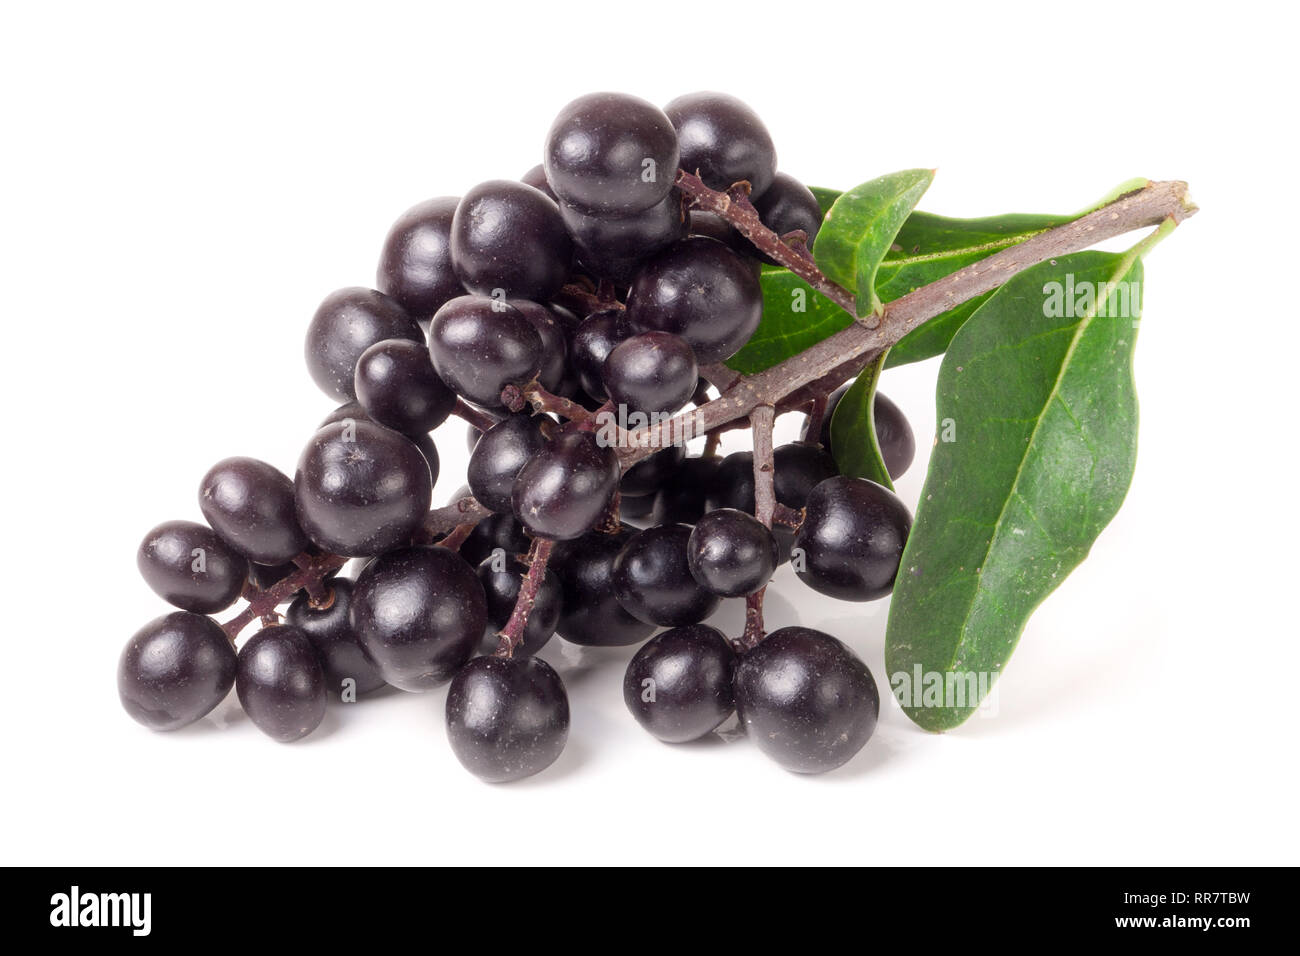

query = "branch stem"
494;537;556;657
221;551;348;641
676;170;858;316
621;178;1195;465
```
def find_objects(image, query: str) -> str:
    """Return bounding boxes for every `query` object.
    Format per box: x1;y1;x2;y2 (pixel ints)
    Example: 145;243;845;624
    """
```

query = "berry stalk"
675;169;858;316
494;537;556;657
221;550;348;641
742;403;777;649
451;397;501;433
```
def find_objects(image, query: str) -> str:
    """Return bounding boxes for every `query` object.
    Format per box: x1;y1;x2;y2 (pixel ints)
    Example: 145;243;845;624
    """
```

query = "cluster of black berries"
120;92;915;780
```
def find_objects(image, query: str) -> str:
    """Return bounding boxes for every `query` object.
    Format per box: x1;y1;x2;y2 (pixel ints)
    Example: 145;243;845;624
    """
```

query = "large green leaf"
885;245;1151;731
814;169;934;316
724;179;1153;376
828;350;893;490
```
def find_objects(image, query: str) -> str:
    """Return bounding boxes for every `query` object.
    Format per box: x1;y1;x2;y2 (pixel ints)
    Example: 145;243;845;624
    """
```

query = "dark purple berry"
550;526;655;647
687;508;780;597
285;577;387;698
350;545;487;691
613;523;721;626
665;92;777;198
511;430;620;540
734;627;879;774
544;92;679;215
625;237;762;364
624;624;736;743
428;295;543;409
118;612;237;731
305;287;422;403
294;420;432;557
354;338;456;435
376;196;465;320
446;655;569;783
450;180;572;302
236;624;328;742
602;331;698;416
137;519;248;614
792;476;912;601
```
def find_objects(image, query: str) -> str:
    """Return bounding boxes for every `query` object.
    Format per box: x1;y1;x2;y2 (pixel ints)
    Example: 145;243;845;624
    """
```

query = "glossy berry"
467;413;551;514
620;443;685;497
752;172;823;265
294;420;433;556
376;196;465;319
561;191;686;284
428;295;543;408
625;237;762;364
118;612;237;731
450;180;572;302
734;627;879;774
665;92;777;198
304;287;423;402
459;511;530;567
354;338;456;436
623;624;736;743
199;457;307;566
687;508;780;597
871;393;916;480
509;299;568;393
477;554;562;657
285;577;387;698
544;92;679;215
511;430;620;540
709;443;839;514
350;545;487;692
651;454;723;526
318;401;440;485
613;523;721;626
520;164;557;202
570;309;629;400
137;519;248;614
550;526;655;647
602;331;698;416
236;624;328;742
816;386;916;480
792;476;911;601
446;655;569;783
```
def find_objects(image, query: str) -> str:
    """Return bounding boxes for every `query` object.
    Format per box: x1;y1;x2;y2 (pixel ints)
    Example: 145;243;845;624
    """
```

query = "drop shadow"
506;734;589;787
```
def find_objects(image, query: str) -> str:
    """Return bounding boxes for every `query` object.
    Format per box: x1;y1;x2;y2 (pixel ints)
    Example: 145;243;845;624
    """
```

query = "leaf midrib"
881;228;1054;270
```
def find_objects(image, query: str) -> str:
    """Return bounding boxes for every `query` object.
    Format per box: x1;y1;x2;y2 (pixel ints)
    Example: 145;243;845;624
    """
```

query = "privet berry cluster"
120;92;919;780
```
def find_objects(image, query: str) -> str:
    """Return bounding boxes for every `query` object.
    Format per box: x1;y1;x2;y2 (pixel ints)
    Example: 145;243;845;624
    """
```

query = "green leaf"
814;169;934;316
884;246;1152;731
828;350;893;490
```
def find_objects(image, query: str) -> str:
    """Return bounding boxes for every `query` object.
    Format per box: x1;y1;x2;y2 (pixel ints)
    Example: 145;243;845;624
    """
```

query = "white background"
2;1;1295;866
